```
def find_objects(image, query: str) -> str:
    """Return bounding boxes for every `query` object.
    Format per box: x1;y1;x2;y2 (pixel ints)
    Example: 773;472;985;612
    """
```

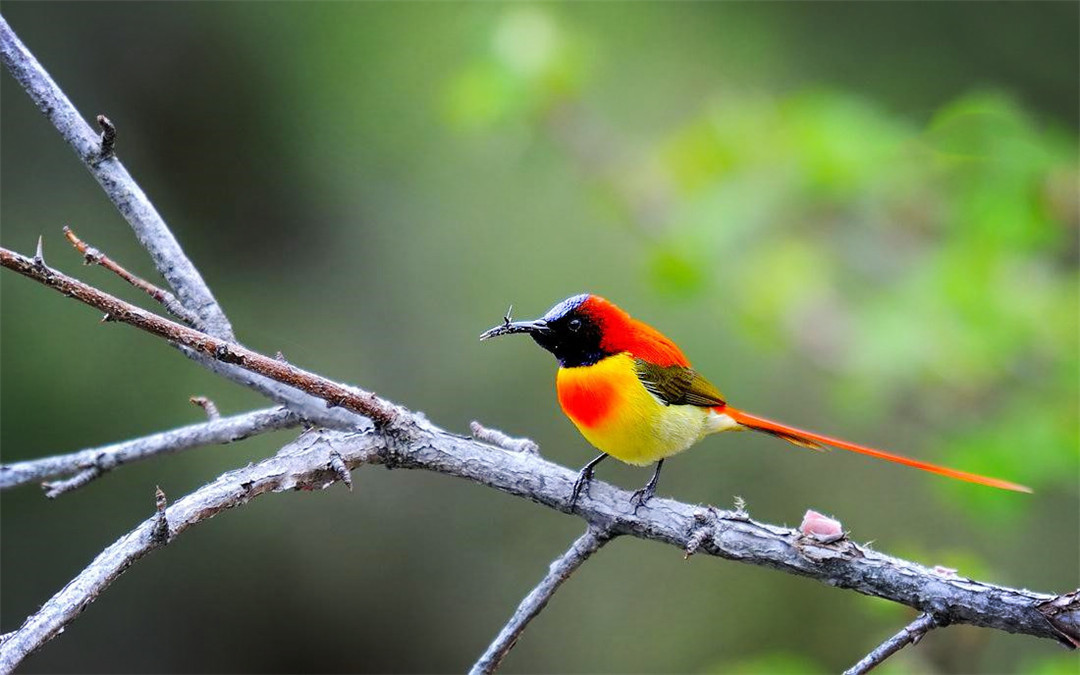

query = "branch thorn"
151;485;169;545
96;114;116;158
329;451;352;490
33;235;45;267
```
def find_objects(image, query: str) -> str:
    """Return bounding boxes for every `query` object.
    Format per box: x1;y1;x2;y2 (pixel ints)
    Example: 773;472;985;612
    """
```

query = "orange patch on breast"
557;369;617;428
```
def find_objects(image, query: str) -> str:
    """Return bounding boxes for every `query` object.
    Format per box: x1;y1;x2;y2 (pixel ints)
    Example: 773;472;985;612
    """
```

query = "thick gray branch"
472;525;612;674
0;406;300;492
4;419;1075;673
0;14;233;340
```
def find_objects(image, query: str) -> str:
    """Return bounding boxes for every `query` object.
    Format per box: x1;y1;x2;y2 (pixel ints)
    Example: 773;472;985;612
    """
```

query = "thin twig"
63;225;202;327
1;423;1075;673
470;421;539;455
0;247;404;429
1;406;299;492
0;16;234;340
41;466;103;499
844;613;939;675
471;525;613;674
189;396;220;420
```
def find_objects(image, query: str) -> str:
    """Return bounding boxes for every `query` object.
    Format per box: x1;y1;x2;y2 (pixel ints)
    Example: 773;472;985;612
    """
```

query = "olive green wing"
634;359;726;407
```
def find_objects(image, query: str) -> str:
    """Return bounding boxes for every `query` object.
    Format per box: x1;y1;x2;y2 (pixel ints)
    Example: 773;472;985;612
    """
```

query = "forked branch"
0;15;233;339
63;225;202;327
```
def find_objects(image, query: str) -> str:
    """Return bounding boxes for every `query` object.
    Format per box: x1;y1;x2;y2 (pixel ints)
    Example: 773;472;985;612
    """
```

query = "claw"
630;485;655;509
569;453;608;510
570;469;593;508
630;459;664;511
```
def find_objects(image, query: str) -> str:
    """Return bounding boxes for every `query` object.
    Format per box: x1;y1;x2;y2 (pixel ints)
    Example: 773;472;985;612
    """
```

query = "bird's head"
480;293;629;368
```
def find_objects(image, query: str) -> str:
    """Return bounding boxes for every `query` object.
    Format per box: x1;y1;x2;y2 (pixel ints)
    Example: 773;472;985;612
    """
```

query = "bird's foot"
630;483;656;510
569;467;594;510
630;459;664;511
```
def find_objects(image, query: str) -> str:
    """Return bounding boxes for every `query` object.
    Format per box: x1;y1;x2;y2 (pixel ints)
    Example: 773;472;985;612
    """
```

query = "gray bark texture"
1;418;1076;673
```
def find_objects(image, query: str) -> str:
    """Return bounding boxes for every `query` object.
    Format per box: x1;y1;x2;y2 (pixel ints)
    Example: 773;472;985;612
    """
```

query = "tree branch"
472;524;613;674
1;16;382;435
0;406;299;493
62;225;202;328
2;418;1075;673
0;14;234;340
0;427;381;674
0;247;404;429
2;242;1078;671
844;613;938;675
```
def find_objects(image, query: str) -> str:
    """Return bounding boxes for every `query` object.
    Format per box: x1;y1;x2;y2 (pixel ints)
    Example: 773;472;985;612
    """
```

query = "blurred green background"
2;3;1077;673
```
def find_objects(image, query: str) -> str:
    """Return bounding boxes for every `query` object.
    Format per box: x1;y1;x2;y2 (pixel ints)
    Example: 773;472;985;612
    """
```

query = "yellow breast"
556;353;712;466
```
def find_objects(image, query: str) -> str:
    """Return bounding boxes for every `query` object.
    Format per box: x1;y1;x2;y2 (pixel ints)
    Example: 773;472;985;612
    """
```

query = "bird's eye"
568;319;582;332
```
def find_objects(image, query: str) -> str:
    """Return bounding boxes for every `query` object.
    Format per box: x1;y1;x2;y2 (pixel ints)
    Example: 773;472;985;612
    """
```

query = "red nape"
582;295;690;367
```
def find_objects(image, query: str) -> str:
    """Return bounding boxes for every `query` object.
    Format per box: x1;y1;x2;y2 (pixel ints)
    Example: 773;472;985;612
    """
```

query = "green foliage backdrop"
2;3;1077;673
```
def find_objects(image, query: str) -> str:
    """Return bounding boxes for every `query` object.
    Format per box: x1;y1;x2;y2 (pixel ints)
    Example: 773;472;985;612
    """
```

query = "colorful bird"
480;293;1031;507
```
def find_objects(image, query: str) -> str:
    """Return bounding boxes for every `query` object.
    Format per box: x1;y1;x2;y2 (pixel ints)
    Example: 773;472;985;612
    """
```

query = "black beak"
479;319;550;341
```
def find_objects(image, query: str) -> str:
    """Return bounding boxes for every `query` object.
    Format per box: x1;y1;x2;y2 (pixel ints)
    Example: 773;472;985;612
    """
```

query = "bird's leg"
631;459;665;509
570;453;609;508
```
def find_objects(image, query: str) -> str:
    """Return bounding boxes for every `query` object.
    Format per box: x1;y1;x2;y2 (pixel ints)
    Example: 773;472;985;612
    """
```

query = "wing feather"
634;359;726;407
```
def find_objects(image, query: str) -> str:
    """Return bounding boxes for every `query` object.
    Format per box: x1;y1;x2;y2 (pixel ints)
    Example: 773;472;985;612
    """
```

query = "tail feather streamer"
722;406;1032;493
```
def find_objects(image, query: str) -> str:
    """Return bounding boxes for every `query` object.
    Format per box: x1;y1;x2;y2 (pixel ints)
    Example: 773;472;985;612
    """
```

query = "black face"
479;294;613;368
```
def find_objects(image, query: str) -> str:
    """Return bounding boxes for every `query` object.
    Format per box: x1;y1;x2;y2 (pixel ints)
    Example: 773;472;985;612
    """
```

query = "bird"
479;293;1031;507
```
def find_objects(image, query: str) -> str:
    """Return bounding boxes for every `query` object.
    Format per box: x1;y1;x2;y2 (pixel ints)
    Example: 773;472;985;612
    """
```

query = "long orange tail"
722;406;1032;493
